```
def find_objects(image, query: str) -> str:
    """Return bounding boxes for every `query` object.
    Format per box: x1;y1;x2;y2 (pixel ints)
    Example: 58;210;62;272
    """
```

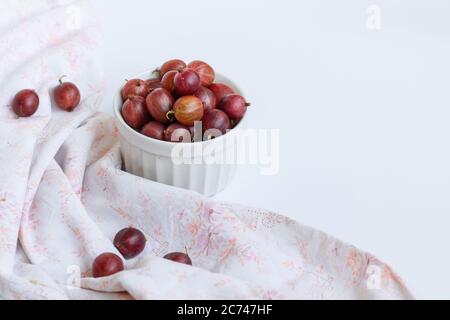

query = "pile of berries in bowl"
120;59;250;143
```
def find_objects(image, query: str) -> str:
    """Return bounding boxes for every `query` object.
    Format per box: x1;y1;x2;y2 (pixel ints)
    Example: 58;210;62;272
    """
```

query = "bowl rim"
113;70;248;150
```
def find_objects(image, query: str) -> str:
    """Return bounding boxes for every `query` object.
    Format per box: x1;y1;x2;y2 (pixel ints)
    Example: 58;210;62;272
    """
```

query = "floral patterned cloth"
0;0;413;300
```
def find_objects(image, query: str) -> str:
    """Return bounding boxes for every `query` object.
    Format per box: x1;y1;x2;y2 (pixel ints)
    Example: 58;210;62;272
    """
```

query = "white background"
93;0;450;299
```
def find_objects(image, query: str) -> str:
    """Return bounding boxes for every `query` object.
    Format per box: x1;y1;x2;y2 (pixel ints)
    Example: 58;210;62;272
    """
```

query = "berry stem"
166;110;175;121
152;68;161;77
59;75;67;85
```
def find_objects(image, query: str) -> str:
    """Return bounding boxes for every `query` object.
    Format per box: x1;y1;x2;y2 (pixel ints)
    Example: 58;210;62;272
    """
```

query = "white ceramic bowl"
113;71;248;197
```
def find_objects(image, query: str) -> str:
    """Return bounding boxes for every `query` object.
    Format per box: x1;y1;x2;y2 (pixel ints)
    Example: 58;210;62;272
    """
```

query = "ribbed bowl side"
119;134;237;196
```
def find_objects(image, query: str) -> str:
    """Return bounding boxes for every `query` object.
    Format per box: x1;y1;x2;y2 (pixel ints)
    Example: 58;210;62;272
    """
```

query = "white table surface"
94;0;450;299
